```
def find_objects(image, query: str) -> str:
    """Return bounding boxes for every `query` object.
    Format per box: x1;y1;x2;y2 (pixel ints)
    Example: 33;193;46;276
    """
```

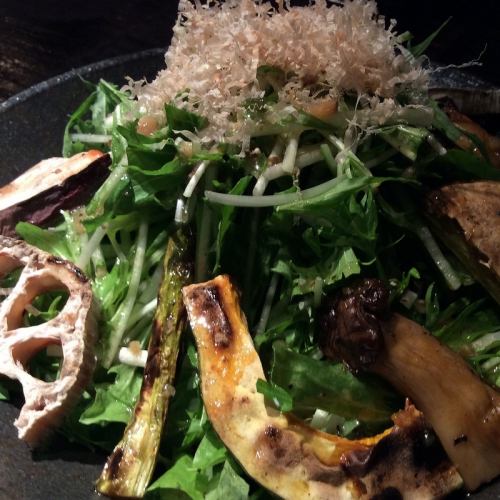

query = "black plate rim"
0;47;165;112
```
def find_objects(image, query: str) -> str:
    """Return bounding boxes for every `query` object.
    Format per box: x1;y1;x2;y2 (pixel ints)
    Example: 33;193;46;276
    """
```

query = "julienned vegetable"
1;0;500;498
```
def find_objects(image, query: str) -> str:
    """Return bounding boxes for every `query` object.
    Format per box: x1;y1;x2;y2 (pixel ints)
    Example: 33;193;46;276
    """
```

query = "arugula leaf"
256;379;294;412
165;103;208;133
212;176;252;273
16;222;71;259
63;89;98;157
409;18;451;57
128;157;190;208
147;455;203;500
205;461;250;500
418;149;500;181
270;343;400;426
193;428;228;469
273;246;360;297
79;364;142;425
379;125;428;161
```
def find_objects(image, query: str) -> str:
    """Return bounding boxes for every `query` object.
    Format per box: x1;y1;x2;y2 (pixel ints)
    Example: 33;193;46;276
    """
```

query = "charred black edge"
424;187;500;305
140;229;193;396
187;281;233;349
0;153;111;237
341;413;450;480
141;310;187;394
104;447;124;482
46;255;89;283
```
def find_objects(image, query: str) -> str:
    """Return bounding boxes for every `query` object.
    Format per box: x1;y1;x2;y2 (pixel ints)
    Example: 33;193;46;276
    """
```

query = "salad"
1;0;500;498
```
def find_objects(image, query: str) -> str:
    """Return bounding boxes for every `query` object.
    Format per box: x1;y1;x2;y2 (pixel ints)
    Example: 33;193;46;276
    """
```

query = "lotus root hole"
6;274;70;330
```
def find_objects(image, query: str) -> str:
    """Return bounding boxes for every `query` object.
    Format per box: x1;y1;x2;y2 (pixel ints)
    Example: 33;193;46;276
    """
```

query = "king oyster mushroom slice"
0;150;111;237
0;236;97;445
319;278;500;492
183;275;462;500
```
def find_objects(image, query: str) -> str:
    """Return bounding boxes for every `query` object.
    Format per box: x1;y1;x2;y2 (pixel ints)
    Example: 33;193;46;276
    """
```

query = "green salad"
1;1;500;498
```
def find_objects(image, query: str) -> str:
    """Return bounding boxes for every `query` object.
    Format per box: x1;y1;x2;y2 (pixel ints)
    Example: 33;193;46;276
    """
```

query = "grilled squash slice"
182;275;462;499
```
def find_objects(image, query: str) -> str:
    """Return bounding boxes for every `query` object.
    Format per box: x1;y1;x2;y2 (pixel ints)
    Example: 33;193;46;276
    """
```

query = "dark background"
1;0;500;101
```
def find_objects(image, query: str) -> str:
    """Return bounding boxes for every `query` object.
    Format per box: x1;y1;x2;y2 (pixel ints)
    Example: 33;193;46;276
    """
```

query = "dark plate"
0;50;499;500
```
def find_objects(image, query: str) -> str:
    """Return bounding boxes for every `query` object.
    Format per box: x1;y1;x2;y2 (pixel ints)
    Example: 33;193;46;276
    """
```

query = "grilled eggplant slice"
320;278;500;491
97;228;193;498
425;181;500;305
183;275;461;499
0;236;97;445
0;150;111;236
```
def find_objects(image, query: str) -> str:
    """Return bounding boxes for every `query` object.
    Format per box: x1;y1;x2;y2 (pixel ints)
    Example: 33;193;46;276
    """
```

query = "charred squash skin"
183;275;462;500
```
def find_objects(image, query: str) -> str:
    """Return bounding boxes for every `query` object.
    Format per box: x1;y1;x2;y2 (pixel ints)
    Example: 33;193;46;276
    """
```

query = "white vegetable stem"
253;145;326;196
281;134;300;173
195;166;217;282
89;163;127;214
126;298;158;330
256;273;280;335
104;221;149;368
183;161;208;198
70;133;112;144
417;226;461;290
472;331;500;353
118;346;148;368
208;174;344;208
76;224;108;270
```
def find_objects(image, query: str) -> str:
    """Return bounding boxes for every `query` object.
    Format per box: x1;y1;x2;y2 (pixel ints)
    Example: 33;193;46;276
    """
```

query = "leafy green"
165;104;208;133
270;343;401;427
273;246;360;297
0;381;9;401
192;428;228;469
79;364;142;425
205;461;250;500
148;455;204;500
408;18;451;57
16;222;71;259
256;379;294;412
212;176;252;273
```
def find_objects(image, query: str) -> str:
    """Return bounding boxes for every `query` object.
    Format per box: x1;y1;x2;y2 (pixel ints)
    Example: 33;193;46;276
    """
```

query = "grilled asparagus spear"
96;227;193;498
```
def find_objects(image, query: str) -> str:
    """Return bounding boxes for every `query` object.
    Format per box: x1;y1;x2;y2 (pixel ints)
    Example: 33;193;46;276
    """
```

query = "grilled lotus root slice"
0;236;97;445
182;275;462;500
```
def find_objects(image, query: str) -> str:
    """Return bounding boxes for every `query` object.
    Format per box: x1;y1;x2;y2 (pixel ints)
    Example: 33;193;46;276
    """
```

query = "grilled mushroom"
425;181;500;305
0;150;111;237
183;275;461;499
0;236;97;445
319;278;500;491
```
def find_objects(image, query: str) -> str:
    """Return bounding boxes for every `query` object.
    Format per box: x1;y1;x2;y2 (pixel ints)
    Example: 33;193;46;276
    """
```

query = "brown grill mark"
106;448;124;480
191;285;232;348
453;434;468;445
46;255;88;283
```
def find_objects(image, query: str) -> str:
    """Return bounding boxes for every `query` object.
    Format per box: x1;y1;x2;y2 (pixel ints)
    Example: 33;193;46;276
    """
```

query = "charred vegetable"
320;278;500;491
96;227;193;498
441;100;500;168
425;181;500;305
183;275;461;500
0;151;111;237
0;235;97;445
